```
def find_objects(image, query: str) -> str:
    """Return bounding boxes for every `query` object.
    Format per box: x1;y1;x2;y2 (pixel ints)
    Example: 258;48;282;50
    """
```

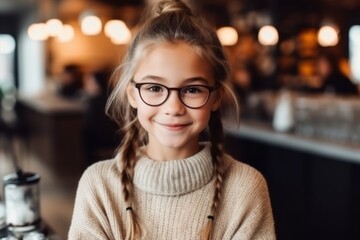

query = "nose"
163;90;185;115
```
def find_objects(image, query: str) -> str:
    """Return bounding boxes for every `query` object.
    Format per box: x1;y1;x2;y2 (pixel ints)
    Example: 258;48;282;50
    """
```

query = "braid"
119;121;142;239
202;110;226;240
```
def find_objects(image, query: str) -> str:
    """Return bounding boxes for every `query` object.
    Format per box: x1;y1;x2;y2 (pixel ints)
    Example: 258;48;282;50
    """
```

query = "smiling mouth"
158;122;191;129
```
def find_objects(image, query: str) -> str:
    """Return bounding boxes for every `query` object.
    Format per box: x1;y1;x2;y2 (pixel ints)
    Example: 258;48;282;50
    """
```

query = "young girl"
68;0;275;239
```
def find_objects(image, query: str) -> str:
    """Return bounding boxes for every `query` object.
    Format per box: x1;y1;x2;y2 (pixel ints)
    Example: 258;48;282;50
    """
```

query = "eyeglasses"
132;81;218;109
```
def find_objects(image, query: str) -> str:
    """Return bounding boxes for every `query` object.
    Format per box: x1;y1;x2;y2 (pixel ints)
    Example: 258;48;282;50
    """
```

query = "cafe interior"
0;0;360;239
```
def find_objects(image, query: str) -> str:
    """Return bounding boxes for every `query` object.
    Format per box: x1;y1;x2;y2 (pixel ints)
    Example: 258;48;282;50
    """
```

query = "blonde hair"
106;0;239;239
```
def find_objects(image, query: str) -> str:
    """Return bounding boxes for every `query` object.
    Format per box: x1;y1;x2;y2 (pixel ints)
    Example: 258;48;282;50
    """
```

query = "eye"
143;84;165;93
183;86;206;94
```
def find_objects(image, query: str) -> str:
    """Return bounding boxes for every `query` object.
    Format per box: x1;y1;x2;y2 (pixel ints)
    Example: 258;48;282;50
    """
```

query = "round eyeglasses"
133;82;218;109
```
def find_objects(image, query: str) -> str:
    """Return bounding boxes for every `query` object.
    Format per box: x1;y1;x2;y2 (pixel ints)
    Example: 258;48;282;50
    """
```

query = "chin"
160;142;186;149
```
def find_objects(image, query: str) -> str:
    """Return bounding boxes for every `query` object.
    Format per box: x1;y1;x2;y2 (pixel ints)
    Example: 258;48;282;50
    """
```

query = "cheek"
193;109;212;127
136;103;156;123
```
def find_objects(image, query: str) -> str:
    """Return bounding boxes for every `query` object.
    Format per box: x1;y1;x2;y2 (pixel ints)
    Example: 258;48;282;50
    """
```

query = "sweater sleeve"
232;169;276;240
68;165;117;240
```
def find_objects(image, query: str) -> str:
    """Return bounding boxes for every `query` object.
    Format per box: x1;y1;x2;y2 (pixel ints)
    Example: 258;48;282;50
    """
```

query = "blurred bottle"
273;90;294;132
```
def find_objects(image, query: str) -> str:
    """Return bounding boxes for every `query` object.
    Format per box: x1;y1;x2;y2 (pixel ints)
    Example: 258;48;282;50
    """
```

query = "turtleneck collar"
133;142;214;196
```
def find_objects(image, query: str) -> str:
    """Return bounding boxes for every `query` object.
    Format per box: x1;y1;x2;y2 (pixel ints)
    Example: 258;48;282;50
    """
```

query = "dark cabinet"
225;127;360;240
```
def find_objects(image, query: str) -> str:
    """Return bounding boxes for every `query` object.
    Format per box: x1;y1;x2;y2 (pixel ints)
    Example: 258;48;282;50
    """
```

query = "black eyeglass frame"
132;81;219;109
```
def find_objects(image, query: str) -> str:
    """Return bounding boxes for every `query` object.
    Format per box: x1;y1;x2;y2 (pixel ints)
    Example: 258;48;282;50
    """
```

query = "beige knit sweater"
68;143;275;239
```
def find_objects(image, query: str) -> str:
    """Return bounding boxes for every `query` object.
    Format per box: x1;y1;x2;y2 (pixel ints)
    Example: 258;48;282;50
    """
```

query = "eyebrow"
139;75;210;85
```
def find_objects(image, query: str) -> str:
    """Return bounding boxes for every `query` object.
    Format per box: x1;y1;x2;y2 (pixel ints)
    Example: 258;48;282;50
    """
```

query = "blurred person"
309;50;359;95
82;67;121;166
57;64;84;99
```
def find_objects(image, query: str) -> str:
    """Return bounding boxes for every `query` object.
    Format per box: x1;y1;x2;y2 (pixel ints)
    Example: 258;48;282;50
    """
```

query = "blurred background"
0;0;360;239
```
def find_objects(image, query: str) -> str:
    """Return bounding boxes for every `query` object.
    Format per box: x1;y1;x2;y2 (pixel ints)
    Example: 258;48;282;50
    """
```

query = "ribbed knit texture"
68;143;276;240
133;144;213;196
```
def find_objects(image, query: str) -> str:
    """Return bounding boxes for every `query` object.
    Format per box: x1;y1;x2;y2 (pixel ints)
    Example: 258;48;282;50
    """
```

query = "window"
349;25;360;83
0;34;16;90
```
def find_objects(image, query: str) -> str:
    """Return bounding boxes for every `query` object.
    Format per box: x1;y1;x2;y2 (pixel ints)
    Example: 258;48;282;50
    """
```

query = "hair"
106;0;239;239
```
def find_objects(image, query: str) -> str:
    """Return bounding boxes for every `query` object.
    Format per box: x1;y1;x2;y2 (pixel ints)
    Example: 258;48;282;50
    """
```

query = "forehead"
133;41;214;84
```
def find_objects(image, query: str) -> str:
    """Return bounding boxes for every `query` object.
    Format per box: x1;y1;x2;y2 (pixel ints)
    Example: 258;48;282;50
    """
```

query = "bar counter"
18;93;85;115
17;93;86;175
226;120;360;164
224;119;360;240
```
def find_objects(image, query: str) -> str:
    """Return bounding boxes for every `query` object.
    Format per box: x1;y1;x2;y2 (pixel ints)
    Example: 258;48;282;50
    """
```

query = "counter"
19;93;85;115
17;93;86;175
224;119;360;240
226;120;360;164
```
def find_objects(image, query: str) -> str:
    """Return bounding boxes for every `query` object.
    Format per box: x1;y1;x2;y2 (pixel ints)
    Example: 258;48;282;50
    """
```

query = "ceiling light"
57;24;75;42
104;20;131;44
258;25;279;46
216;26;238;46
28;23;49;41
80;10;102;36
46;18;63;37
318;25;338;47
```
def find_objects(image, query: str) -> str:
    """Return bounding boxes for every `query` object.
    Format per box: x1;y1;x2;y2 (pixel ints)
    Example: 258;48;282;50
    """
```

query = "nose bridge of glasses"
157;88;185;114
166;87;185;104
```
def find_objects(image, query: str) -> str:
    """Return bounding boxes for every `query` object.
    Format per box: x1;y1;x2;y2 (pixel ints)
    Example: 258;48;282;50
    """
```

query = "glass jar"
3;171;41;234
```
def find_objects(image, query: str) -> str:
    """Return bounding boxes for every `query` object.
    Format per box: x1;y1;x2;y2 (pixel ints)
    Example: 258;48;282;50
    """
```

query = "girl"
68;0;275;239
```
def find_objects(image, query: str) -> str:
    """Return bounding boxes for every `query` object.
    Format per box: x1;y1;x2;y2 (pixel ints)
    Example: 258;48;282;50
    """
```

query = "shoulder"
79;158;120;188
219;154;273;220
75;158;123;206
84;158;118;175
221;153;269;199
223;153;266;184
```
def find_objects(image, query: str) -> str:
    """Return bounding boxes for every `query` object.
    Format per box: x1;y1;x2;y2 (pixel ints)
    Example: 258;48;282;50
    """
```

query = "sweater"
68;143;275;239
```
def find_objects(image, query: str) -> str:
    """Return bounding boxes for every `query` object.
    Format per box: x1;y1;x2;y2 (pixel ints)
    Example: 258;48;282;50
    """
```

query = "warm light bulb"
258;25;279;46
318;25;338;47
110;33;131;45
105;20;131;44
104;20;124;38
46;18;63;37
216;26;238;46
57;24;74;42
28;23;49;41
81;15;102;36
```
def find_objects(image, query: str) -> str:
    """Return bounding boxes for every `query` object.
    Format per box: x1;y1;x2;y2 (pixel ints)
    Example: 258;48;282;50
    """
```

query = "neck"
145;143;201;161
133;142;214;196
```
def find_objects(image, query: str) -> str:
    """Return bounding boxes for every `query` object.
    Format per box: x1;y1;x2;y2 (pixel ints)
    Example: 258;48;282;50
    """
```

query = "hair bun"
155;0;193;16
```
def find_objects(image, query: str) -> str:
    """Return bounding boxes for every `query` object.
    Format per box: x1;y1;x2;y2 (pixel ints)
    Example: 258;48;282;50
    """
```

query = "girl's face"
127;42;222;161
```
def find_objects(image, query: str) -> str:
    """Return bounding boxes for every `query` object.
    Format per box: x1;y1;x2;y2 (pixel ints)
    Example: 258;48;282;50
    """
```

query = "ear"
211;87;223;111
126;84;138;108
